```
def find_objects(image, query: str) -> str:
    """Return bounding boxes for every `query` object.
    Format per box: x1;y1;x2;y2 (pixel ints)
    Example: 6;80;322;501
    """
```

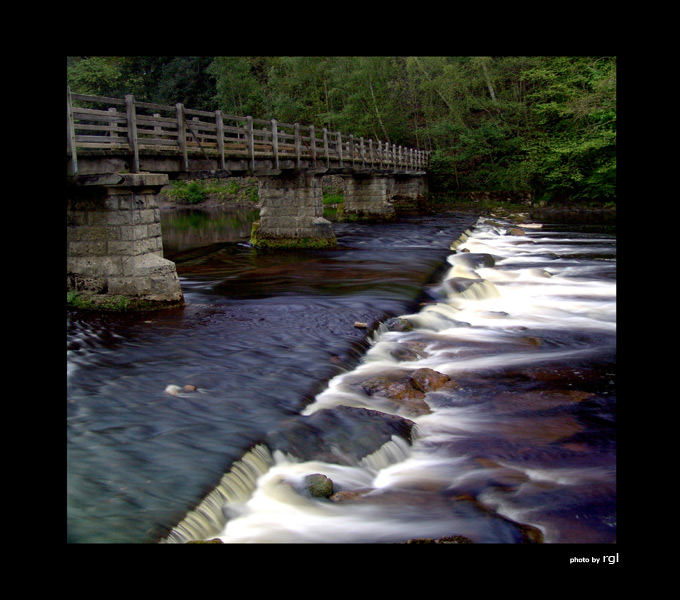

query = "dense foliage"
67;56;616;204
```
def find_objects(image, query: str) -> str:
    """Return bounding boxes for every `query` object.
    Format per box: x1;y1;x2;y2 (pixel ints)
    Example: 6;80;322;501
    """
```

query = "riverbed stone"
409;367;457;393
405;535;474;544
303;473;334;499
265;405;416;466
384;317;414;332
360;374;431;417
358;368;457;417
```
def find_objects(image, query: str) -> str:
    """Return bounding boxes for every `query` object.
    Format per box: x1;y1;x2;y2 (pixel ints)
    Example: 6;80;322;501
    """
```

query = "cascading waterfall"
163;215;616;544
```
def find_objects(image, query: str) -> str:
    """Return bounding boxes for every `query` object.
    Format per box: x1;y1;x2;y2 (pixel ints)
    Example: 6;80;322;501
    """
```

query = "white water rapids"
165;216;616;544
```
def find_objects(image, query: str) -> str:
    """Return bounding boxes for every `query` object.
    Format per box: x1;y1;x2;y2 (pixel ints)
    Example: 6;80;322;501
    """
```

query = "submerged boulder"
265;405;416;465
405;535;474;544
360;368;458;417
384;317;414;332
409;367;455;393
449;252;496;269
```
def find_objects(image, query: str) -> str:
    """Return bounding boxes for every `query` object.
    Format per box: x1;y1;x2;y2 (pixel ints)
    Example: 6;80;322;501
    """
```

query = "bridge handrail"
66;88;430;175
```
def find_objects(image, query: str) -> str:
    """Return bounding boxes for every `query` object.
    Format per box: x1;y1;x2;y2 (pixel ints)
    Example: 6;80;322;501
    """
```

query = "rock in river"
265;405;416;466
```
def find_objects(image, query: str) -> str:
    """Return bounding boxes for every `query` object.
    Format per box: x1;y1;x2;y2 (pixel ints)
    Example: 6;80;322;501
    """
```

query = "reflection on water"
161;206;259;255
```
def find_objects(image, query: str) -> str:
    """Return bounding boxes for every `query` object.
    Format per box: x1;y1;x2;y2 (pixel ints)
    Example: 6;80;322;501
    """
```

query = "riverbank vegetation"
67;56;616;206
161;178;260;205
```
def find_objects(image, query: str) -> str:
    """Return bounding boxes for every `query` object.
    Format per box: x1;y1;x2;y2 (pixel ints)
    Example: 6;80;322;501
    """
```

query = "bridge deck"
67;89;429;178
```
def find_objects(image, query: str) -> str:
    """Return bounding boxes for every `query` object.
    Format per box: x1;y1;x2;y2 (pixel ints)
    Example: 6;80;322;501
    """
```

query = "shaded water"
67;206;615;544
67;206;477;542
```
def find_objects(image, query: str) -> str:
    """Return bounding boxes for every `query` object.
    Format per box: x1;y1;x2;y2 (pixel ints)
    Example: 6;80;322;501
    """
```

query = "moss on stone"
335;206;396;222
250;221;337;249
67;290;184;312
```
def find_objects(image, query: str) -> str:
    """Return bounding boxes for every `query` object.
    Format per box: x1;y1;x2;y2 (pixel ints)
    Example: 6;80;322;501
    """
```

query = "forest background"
66;56;616;205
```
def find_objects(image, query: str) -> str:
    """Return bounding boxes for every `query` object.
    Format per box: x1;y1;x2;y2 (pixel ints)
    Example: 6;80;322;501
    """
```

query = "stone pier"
250;171;336;248
340;173;429;220
67;173;184;308
392;174;429;210
340;173;396;221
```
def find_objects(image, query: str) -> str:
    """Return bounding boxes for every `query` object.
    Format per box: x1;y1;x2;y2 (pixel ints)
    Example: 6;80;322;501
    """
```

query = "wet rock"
266;406;416;466
409;367;456;393
389;346;421;362
389;341;429;362
164;384;197;395
361;375;431;417
303;473;334;499
186;538;223;544
514;523;544;544
359;368;458;417
405;535;474;544
330;490;372;503
506;227;526;236
384;317;414;332
327;487;544;543
450;252;496;269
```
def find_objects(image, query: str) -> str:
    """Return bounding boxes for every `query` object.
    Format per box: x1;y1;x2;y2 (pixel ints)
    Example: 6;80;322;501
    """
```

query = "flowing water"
66;206;615;544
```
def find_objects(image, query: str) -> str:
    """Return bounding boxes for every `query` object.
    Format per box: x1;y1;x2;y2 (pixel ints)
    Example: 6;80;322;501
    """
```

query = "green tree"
522;56;616;201
67;56;128;96
208;56;278;117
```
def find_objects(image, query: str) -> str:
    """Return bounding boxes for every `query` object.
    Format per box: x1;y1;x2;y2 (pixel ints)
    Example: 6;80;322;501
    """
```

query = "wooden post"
336;132;343;166
152;112;161;140
295;122;301;169
309;125;316;162
109;108;119;140
360;137;365;166
176;103;188;171
125;95;139;173
349;135;354;167
246;116;255;170
271;118;279;169
216;110;225;170
322;128;330;167
377;141;382;169
369;139;374;166
66;87;78;175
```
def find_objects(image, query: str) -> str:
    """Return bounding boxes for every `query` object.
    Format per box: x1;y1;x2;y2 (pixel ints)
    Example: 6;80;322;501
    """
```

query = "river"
66;205;615;545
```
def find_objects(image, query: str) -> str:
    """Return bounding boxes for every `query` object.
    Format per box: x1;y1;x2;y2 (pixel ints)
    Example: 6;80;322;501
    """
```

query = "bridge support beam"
250;171;337;248
67;173;184;308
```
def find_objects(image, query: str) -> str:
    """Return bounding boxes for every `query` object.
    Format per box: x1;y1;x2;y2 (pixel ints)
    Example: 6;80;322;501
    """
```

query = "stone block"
68;240;107;257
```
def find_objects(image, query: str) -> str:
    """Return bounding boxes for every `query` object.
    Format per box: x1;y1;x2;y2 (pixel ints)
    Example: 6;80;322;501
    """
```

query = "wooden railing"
66;88;430;176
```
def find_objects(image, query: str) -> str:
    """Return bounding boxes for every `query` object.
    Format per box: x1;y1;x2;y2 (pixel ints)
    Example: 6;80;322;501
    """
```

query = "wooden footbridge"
66;88;431;308
66;89;429;178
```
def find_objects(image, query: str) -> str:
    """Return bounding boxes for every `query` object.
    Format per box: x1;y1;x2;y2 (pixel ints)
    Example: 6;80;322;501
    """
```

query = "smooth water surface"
67;207;616;544
205;216;617;544
67;207;477;542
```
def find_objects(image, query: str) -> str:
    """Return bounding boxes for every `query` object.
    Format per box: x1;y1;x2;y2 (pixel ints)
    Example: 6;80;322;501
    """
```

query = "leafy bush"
163;180;207;204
